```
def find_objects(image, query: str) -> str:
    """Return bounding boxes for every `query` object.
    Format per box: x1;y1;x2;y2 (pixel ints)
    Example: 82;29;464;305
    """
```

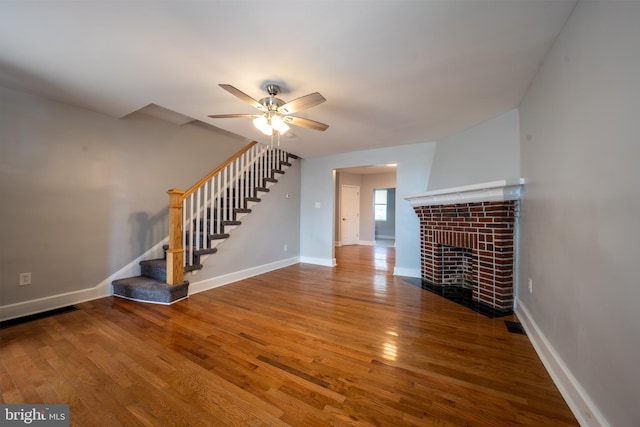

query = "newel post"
166;188;185;285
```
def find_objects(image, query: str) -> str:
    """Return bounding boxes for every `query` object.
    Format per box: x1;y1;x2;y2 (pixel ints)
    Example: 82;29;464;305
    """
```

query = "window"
374;189;387;221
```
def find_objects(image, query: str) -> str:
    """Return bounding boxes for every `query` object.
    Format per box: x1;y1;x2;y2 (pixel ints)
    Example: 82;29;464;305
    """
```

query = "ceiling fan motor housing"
259;96;285;112
266;84;280;96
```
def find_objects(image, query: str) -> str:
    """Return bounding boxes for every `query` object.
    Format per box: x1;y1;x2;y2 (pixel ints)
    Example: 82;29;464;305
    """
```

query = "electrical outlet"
284;244;288;252
528;278;533;293
19;272;32;286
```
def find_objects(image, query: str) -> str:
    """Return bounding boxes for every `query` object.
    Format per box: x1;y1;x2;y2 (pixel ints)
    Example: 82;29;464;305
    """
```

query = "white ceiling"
0;0;576;158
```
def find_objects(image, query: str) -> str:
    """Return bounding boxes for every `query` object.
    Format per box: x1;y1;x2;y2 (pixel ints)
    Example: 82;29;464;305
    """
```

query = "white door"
340;185;360;245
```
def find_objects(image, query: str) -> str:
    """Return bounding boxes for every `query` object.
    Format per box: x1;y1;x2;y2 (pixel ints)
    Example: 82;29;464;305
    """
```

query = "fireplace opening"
439;245;476;289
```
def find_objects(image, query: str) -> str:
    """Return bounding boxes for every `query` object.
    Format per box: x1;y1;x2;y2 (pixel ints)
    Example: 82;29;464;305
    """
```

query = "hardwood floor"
1;245;577;426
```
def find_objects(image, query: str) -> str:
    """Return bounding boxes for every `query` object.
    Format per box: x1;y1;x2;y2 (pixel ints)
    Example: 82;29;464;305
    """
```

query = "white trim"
515;299;609;427
394;267;420;278
358;240;375;246
0;284;108;322
375;234;395;240
299;256;337;267
0;238;170;322
334;241;342;247
189;257;300;294
404;178;525;207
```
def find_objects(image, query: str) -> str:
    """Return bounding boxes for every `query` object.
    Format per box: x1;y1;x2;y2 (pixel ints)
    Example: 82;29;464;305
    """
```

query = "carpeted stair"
111;151;297;304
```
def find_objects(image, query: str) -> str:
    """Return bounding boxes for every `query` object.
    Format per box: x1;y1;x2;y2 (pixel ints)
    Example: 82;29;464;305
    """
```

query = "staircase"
112;142;297;304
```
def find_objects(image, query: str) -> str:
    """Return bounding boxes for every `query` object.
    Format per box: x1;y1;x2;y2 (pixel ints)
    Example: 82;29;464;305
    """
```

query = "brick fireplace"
405;180;524;312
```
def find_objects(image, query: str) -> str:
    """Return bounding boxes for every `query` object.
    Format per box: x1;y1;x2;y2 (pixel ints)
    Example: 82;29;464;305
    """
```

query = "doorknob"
342;218;346;221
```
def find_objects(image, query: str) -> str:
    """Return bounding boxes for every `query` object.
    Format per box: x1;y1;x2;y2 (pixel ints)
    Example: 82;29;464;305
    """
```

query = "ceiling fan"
208;84;329;136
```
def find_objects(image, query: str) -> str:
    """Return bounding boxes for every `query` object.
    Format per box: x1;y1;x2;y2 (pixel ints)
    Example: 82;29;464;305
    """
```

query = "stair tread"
184;264;203;272
113;276;170;287
209;233;230;240
140;258;165;267
193;247;217;256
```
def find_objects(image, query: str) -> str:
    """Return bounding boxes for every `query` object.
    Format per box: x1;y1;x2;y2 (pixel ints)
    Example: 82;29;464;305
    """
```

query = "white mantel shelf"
404;179;525;207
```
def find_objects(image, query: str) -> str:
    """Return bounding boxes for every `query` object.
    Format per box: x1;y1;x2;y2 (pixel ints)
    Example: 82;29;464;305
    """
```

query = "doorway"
334;166;397;247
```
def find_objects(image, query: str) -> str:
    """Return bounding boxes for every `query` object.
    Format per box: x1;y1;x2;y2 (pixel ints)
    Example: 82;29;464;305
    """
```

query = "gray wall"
0;85;300;312
518;2;640;426
428;109;520;190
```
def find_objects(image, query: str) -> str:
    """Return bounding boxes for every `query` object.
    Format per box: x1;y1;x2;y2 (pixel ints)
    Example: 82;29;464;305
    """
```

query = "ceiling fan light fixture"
253;116;273;135
271;115;290;134
278;122;290;134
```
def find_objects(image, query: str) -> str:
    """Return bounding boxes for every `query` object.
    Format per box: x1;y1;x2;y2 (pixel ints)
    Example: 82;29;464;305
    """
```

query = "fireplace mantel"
404;179;525;207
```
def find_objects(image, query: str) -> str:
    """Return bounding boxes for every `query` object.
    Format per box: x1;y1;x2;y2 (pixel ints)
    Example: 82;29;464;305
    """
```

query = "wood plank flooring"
1;245;577;426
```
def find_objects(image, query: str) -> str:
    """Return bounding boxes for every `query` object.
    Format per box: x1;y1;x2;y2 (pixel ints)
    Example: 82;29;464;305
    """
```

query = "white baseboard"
188;257;300;294
375;234;395;240
358;240;375;246
515;299;609;427
0;238;169;322
393;267;420;277
299;256;337;267
0;284;109;322
334;241;342;247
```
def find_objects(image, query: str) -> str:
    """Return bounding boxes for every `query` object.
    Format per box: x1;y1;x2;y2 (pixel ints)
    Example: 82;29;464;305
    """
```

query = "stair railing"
166;141;290;285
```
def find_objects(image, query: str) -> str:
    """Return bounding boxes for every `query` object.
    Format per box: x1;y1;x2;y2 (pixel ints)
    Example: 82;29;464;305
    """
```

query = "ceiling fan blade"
283;116;329;131
278;92;326;114
207;114;259;119
218;84;265;111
